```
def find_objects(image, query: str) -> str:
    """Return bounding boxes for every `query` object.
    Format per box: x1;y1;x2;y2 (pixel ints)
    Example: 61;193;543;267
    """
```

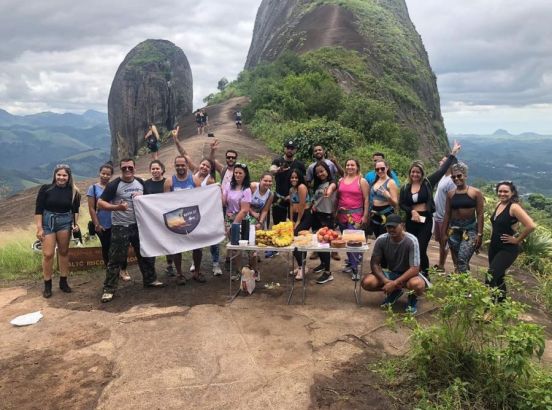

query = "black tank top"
490;202;519;250
451;191;477;209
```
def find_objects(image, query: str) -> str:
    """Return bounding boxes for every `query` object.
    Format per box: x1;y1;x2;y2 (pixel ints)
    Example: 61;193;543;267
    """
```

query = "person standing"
164;155;206;284
336;159;369;281
305;144;343;185
35;164;81;298
399;141;461;276
442;162;485;273
270;140;306;225
369;159;399;238
234;106;242;131
144;124;160;160
87;163;130;281
364;152;400;186
487;181;535;301
97;158;164;303
432;156;457;271
209;138;237;193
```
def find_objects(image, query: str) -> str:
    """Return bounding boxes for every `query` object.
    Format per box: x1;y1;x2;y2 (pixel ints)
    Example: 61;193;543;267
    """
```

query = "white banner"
134;184;225;257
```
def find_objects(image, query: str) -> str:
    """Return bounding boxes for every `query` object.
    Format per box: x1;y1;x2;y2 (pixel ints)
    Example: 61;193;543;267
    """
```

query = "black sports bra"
451;191;477;209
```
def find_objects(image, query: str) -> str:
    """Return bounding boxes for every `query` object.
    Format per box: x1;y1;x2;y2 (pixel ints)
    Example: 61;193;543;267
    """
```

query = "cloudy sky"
0;0;550;135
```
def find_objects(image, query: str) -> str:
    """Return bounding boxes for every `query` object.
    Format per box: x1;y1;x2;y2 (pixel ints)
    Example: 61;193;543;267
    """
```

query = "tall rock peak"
245;0;448;157
108;39;193;162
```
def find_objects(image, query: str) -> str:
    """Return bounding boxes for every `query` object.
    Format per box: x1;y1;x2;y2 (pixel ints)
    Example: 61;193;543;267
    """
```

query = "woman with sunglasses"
442;162;485;273
289;168;312;280
370;159;399;238
223;163;257;279
399;141;461;276
488;181;535;301
249;172;274;231
35;164;81;298
87;163;130;281
336;159;370;281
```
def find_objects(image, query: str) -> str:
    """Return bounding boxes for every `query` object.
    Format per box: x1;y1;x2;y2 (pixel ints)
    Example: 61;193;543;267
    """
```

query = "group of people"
195;110;208;135
35;130;536;309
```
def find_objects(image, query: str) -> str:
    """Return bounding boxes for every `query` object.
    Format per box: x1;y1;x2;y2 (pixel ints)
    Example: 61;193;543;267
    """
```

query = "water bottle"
230;224;240;245
249;224;256;245
241;219;250;241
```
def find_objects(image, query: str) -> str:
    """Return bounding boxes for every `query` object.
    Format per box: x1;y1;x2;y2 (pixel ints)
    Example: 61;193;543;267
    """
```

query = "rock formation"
108;39;192;161
245;0;449;157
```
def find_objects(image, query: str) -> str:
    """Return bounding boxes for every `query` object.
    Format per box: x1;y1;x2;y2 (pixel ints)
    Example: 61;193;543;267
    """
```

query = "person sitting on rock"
361;214;429;314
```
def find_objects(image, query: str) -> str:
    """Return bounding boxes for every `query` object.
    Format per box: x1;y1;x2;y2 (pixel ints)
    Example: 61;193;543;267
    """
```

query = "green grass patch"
0;236;42;280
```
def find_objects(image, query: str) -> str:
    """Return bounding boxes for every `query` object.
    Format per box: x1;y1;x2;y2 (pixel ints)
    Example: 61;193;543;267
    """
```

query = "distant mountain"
0;109;110;198
450;131;552;195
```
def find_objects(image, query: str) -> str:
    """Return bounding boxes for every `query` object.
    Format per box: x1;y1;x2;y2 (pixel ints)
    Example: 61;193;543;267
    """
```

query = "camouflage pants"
448;219;477;273
103;224;156;292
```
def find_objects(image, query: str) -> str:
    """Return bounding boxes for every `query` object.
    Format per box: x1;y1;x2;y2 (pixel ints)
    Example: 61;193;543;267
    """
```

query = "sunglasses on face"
451;174;464;180
226;156;237;160
375;167;386;172
121;166;135;171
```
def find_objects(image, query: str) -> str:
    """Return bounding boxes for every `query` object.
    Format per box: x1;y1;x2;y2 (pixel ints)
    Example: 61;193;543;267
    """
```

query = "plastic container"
238;240;249;247
249;224;256;245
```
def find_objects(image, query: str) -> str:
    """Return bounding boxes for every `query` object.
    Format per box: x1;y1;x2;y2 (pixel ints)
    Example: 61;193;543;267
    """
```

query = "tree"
217;77;229;91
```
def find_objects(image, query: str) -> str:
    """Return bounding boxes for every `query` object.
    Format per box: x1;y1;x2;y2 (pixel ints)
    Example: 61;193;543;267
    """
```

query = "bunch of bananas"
256;221;294;247
256;230;275;246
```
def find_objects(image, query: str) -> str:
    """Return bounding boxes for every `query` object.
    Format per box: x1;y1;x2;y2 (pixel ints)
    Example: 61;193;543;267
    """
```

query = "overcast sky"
0;0;550;135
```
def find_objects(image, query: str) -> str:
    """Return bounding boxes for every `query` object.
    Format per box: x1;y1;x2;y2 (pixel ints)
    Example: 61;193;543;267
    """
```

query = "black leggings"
97;228;127;269
487;245;519;301
292;210;313;266
405;213;433;273
312;211;334;270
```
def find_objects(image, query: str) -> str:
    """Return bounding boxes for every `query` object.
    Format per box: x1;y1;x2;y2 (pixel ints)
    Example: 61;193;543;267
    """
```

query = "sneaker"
265;251;278;258
144;280;165;288
212;263;223;276
351;271;361;281
316;271;334;284
164;265;176;277
189;264;195;272
380;289;404;308
231;272;240;281
406;294;418;314
254;270;260;282
101;292;114;303
119;270;131;281
342;266;354;274
313;264;326;274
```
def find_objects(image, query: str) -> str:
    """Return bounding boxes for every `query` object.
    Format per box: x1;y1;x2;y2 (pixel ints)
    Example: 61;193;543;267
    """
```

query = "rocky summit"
245;0;449;157
108;39;193;161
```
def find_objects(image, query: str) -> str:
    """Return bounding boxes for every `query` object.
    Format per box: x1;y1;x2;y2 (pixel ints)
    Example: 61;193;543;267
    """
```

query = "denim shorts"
42;210;72;235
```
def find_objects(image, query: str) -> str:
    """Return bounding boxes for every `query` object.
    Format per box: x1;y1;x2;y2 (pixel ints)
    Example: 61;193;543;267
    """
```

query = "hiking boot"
380;289;404;308
313;264;326;274
406;294;418;314
43;279;52;299
316;271;334;284
59;276;72;293
212;263;223;276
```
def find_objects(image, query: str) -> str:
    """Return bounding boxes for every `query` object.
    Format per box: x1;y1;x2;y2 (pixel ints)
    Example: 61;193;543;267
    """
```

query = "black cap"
385;214;402;227
284;140;296;148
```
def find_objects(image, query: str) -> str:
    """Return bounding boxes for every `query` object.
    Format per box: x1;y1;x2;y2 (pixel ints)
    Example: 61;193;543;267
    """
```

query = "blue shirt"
87;183;111;228
365;170;400;186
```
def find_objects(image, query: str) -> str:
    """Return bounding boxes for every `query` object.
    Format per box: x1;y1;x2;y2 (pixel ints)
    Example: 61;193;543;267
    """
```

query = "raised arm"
171;127;198;172
427;141;461;187
209;138;224;175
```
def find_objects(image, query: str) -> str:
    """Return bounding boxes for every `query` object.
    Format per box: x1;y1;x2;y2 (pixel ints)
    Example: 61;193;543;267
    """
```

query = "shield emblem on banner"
163;206;201;234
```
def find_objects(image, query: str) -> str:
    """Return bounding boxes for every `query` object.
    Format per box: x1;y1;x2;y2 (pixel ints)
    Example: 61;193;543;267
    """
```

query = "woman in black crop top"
399;141;461;275
442;162;484;273
488;181;535;301
35;164;81;298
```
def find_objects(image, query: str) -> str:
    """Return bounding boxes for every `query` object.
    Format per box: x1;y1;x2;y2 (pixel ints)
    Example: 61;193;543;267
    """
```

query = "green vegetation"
377;274;552;409
128;40;177;67
0;231;42;280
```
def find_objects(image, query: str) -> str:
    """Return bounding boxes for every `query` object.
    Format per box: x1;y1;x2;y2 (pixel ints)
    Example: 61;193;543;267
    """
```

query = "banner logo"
163;206;201;234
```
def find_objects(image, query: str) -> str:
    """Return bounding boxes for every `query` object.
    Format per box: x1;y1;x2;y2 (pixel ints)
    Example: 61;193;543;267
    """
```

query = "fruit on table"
257;221;294;247
316;227;341;243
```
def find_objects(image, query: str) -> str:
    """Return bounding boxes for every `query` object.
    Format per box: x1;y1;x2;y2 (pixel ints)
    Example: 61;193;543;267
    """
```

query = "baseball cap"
284;140;296;148
385;214;402;227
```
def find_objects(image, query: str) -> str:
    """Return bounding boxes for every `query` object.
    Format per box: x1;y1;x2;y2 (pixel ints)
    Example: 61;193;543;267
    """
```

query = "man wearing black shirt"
270;140;306;225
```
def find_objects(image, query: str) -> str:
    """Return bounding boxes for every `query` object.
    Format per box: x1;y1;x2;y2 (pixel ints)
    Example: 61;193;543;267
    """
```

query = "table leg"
301;251;307;305
228;249;241;303
354;252;364;305
287;251;295;305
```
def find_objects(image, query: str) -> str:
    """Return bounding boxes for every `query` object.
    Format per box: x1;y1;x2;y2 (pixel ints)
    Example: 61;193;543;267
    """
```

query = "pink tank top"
337;176;364;224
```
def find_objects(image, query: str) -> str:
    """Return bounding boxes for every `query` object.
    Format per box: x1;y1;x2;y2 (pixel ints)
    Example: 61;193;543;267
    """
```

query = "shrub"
391;273;551;409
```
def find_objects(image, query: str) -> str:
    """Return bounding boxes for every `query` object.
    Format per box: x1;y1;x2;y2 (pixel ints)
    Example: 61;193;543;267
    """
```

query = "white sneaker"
212;263;222;276
189;264;195;272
